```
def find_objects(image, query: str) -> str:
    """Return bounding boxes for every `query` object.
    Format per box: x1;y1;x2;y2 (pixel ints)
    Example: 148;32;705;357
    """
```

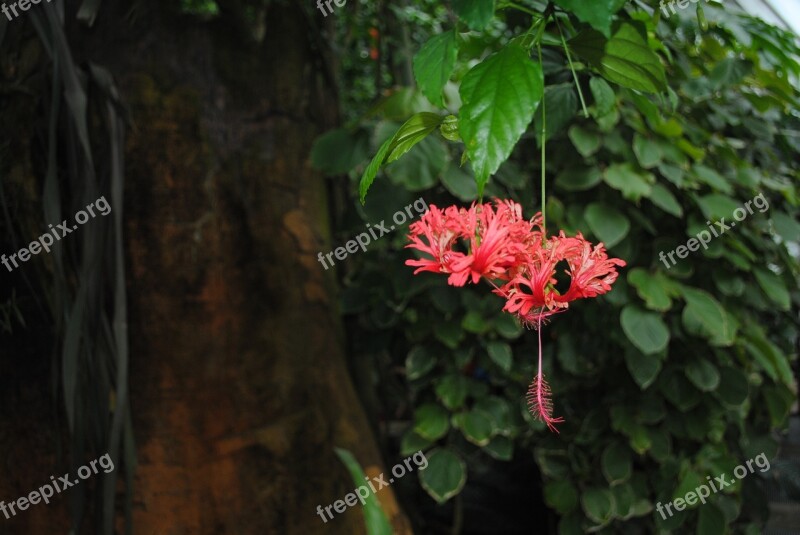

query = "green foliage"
334;448;394;535
315;0;800;532
458;43;544;195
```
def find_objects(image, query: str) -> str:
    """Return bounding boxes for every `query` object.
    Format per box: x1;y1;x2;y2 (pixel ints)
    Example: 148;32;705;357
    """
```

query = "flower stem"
537;42;547;235
556;17;588;118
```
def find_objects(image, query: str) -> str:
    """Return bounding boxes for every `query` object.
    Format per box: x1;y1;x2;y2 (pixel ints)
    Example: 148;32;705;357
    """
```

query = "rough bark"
1;1;412;533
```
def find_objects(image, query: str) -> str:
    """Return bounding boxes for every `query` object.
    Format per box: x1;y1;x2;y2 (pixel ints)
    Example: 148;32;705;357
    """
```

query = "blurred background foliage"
312;0;800;533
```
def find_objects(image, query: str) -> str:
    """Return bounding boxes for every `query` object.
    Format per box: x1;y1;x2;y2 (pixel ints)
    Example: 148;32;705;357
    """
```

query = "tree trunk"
1;1;412;533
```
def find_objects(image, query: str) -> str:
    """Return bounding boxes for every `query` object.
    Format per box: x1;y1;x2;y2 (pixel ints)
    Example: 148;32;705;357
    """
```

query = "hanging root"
527;374;564;433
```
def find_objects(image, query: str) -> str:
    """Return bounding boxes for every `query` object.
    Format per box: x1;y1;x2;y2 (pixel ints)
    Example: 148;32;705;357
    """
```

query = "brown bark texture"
0;1;412;533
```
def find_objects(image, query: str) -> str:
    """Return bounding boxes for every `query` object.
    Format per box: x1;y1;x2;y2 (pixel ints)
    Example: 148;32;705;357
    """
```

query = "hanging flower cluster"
405;199;626;432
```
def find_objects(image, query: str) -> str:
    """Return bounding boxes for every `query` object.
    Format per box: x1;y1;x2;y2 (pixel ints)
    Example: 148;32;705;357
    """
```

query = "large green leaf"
649;183;683;217
627;268;675;312
568;125;602;157
753;267;790;311
624;346;662;389
590;77;616;116
553;0;627;36
334;448;393;535
604;163;654;201
406;346;437;380
601;442;632;484
544;479;579;514
413;31;459;108
620;305;670;355
581;487;615;524
486;340;513;371
452;0;495;30
311;128;369;175
414;403;450;440
680;287;736;346
685;359;721;392
435;375;469;410
419;449;467;503
534;83;577;144
462;409;494;446
697;504;726;535
555;167;603;192
571;23;667;93
459;44;543;194
584;202;630;247
359;112;443;203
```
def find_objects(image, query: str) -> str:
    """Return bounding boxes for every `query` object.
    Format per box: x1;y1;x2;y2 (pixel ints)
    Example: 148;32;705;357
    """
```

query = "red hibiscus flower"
405;199;626;433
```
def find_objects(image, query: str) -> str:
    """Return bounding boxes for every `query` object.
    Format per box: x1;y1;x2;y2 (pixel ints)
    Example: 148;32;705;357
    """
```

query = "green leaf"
459;44;544;195
359;112;443;203
685;359;720;392
568;125;602;157
753;268;790;311
386;113;445;163
571;23;667;93
695;193;741;220
400;429;433;456
590;77;616;116
435;375;469;410
627;268;674;311
744;324;793;385
452;0;495;30
555;167;603;192
693;165;734;194
413;31;459;108
385;135;448;191
581;487;615;524
632;133;663;168
771;212;800;242
311;128;368;175
716;366;749;407
419;449;467;504
620;305;670;355
534;83;577;144
475;396;513;435
709;58;752;89
697;504;726;535
601;442;632;484
414;404;450;441
611;483;637;519
483;435;513;460
334;448;393;535
553;0;627;36
544;479;579;514
441;163;478;201
624;345;662;389
584;202;630;247
680;286;737;346
462;409;494;446
462;310;490;334
486;340;513;372
649;183;683;217
604;163;654;201
406;346;437;380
